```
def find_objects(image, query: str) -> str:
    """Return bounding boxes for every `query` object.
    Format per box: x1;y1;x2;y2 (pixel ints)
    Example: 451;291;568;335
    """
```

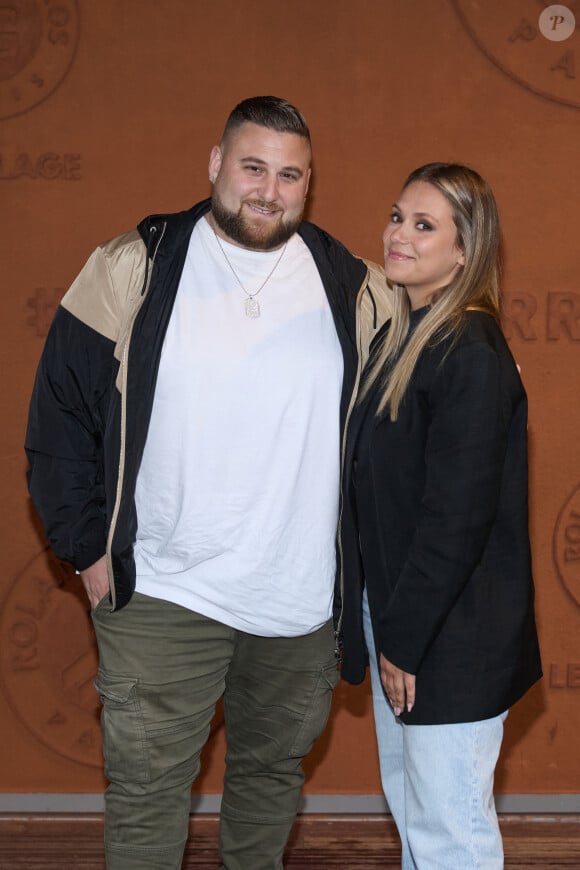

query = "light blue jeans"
362;589;506;869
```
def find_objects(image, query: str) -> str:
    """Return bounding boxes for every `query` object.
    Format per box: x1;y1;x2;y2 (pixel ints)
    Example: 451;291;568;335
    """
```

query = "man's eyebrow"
240;157;304;177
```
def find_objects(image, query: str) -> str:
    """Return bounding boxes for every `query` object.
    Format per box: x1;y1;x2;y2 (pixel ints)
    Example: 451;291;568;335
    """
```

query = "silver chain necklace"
212;229;288;318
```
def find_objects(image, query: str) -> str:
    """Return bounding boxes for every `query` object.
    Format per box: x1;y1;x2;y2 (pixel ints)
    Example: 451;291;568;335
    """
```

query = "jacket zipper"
105;221;166;607
335;269;370;660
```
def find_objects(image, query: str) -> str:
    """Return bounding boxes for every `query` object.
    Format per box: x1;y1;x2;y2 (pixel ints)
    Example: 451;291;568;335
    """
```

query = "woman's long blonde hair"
363;163;502;420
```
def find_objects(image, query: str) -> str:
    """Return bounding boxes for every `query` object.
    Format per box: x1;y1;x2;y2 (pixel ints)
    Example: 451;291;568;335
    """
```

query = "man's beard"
210;193;303;251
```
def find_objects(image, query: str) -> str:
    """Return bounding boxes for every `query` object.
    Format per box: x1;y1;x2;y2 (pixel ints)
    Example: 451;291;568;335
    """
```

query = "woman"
340;163;542;869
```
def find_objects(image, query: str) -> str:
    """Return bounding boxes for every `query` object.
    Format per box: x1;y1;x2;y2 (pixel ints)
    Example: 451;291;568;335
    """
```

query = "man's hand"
379;653;416;717
79;555;110;609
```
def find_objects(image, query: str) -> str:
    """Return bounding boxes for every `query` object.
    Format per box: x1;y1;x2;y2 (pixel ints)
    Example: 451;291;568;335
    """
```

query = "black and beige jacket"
25;199;390;613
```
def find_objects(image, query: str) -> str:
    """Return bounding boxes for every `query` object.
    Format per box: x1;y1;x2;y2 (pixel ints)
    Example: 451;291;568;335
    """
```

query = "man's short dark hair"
222;96;311;145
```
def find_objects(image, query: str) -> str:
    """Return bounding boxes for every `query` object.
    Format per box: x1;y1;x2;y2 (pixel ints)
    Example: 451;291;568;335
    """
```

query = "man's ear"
208;145;222;182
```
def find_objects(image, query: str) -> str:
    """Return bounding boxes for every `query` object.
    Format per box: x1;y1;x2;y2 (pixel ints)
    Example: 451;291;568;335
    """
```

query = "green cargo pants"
91;592;339;869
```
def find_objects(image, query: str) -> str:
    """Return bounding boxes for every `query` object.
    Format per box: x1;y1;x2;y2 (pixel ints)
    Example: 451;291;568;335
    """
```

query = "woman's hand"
380;653;415;716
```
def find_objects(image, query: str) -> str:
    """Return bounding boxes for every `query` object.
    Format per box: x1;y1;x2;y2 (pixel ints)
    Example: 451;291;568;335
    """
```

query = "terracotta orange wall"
1;0;579;797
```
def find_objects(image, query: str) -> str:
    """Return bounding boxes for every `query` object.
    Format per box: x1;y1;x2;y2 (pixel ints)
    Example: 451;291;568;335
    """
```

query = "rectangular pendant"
245;298;260;318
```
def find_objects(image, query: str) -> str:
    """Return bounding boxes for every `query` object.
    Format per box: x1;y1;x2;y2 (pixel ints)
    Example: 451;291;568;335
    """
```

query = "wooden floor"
0;814;579;868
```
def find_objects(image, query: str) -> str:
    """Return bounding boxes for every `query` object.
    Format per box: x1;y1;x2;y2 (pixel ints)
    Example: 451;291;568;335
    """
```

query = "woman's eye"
390;213;401;223
417;221;432;231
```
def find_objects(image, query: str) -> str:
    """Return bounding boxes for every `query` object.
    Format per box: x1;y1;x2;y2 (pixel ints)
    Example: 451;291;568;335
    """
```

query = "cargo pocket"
91;593;110;616
94;671;150;784
290;660;340;758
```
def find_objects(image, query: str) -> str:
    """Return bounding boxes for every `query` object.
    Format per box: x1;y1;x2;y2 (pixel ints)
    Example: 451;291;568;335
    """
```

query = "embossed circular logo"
451;0;580;110
0;0;79;121
0;548;225;767
0;549;103;766
553;484;580;607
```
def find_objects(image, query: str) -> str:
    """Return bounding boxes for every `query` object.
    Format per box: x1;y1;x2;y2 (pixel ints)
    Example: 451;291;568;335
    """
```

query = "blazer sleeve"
24;246;122;571
378;338;510;673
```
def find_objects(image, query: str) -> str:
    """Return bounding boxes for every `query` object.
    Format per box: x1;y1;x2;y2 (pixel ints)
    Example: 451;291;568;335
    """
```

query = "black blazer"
339;308;542;724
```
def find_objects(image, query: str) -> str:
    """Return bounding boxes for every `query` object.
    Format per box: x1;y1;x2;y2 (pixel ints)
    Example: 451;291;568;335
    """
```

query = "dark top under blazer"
339;308;542;724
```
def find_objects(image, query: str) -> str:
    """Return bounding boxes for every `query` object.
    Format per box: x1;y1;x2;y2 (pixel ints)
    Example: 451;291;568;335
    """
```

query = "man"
25;96;388;870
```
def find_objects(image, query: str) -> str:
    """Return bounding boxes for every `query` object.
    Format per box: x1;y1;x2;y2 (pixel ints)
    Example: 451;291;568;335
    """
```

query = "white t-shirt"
133;217;343;636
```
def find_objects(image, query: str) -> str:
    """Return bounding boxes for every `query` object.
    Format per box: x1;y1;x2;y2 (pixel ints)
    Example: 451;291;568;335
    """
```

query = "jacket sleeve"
378;338;511;673
25;245;123;571
360;259;392;366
